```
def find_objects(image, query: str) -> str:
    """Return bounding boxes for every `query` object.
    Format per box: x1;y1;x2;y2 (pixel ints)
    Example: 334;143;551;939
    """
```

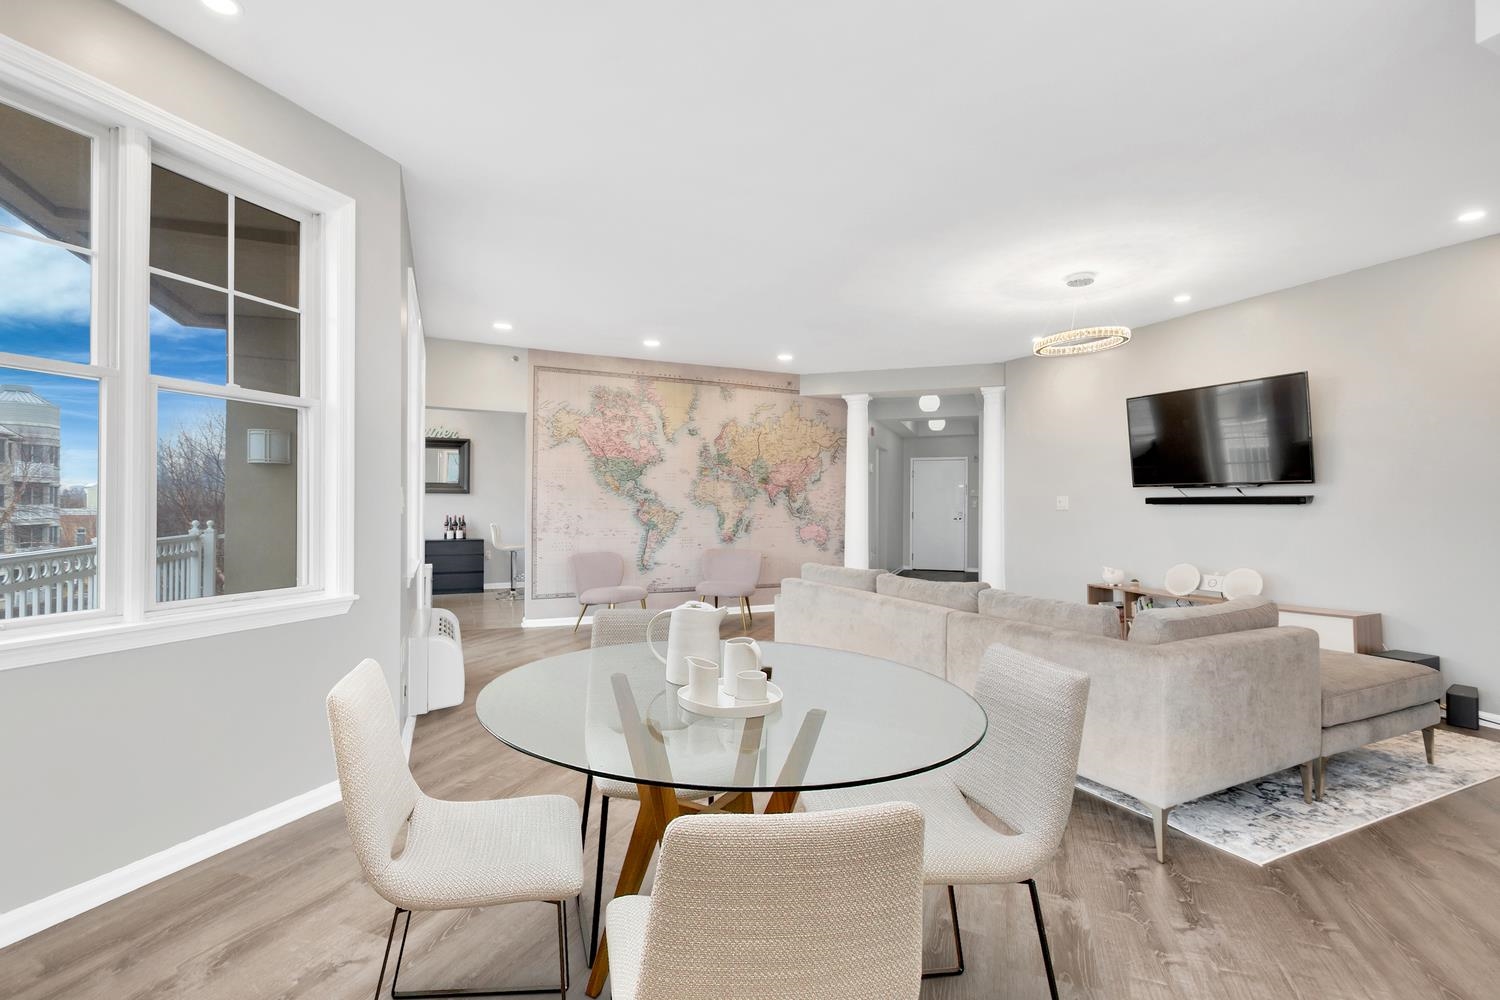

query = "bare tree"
156;411;227;538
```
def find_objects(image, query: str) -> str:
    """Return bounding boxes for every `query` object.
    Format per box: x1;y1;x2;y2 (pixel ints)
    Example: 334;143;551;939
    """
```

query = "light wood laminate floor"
2;594;1498;999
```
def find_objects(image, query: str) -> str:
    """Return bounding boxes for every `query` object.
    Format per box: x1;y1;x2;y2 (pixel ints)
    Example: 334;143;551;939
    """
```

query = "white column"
980;386;1005;588
842;393;871;569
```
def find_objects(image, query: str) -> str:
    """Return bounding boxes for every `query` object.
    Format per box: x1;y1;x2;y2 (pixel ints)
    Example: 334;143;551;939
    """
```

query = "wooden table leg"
585;782;678;997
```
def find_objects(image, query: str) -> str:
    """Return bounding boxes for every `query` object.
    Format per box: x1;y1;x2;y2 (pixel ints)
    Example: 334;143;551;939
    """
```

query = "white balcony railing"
0;520;223;620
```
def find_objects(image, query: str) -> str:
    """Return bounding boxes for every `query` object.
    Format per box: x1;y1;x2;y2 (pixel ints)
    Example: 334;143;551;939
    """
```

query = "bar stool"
490;523;525;600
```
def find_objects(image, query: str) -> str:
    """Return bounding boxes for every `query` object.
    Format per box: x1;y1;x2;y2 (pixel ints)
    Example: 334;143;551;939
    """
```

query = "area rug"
1076;730;1500;865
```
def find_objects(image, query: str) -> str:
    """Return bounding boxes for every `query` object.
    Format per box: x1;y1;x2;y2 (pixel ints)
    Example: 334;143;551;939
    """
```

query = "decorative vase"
1102;566;1126;586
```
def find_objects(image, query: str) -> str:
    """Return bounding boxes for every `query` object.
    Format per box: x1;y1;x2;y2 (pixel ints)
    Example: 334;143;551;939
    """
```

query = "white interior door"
910;457;968;571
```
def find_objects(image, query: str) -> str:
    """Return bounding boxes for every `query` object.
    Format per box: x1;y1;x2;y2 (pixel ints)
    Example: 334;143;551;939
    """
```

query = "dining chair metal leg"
572;604;588;633
587;794;611;966
1026;879;1060;1000
580;774;593;841
376;902;570;999
922;884;965;978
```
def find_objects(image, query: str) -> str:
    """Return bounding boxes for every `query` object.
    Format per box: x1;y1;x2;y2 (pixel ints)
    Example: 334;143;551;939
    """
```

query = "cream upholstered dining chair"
581;608;715;965
570;551;648;632
803;645;1089;1000
606;802;926;1000
696;547;762;630
326;659;583;999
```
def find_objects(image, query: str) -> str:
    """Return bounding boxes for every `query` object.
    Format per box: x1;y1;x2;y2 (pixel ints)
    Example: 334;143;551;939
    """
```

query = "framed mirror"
425;437;471;494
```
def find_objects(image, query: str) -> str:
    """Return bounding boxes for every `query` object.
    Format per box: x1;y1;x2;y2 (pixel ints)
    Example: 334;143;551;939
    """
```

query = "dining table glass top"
475;640;988;794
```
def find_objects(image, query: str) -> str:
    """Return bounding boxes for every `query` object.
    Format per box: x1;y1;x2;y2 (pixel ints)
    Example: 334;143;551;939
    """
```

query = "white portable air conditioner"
425;607;465;710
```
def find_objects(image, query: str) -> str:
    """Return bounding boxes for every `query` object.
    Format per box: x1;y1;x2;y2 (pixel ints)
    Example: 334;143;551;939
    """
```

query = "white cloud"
0;232;91;321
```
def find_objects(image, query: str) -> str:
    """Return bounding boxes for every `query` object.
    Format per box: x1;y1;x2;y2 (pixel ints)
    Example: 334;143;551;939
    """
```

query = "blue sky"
2;226;230;485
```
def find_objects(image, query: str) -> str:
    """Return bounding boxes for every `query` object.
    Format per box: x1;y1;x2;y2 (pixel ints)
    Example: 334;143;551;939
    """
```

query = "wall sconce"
247;428;292;464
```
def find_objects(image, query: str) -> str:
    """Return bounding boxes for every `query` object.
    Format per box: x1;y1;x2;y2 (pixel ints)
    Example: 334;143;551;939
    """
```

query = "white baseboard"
0;779;341;950
523;603;776;630
402;715;416;758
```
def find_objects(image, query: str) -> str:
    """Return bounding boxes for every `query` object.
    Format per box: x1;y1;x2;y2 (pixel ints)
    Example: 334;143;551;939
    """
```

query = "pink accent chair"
570;552;648;632
697;548;762;630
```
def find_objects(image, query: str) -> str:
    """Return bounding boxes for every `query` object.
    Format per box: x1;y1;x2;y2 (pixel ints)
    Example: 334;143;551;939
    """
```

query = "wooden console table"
1086;582;1382;653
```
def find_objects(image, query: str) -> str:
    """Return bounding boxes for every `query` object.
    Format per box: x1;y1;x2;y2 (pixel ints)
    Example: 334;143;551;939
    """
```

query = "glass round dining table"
475;640;988;997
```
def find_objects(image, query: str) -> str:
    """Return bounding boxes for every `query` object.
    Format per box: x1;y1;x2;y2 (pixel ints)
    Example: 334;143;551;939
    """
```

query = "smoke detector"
1063;271;1097;288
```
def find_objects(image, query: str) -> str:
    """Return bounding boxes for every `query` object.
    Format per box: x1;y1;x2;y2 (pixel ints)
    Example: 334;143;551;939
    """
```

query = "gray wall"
426;339;530;413
901;434;981;570
1005;235;1500;713
423;407;526;586
869;422;904;570
0;0;412;911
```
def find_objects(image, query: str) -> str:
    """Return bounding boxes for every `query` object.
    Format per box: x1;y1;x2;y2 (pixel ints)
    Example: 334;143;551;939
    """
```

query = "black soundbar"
1144;495;1313;506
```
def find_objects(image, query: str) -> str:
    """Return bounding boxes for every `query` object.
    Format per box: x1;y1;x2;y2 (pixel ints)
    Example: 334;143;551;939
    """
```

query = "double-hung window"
0;54;355;667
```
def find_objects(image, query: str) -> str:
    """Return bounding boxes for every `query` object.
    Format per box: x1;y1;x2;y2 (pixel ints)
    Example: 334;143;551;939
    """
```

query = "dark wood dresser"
426;538;484;594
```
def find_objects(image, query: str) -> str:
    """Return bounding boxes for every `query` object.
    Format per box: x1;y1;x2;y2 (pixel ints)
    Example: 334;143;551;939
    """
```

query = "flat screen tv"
1127;372;1314;488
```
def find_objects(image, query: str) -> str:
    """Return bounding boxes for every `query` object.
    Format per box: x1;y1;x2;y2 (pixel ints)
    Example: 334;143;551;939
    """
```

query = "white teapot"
648;601;728;685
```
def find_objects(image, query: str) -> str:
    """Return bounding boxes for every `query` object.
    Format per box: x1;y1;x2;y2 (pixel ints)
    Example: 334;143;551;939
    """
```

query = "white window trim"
0;36;357;671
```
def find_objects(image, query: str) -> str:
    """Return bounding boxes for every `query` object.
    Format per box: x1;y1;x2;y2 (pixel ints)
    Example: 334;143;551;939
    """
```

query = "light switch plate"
1055;496;1070;511
1203;574;1224;593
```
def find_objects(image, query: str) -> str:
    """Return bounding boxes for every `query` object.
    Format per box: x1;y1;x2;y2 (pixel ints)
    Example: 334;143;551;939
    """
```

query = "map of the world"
531;366;847;599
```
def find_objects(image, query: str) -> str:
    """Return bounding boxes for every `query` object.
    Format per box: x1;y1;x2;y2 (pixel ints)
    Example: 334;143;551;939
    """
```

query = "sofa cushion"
875;573;989;613
1319;650;1445;728
800;563;882;592
1128;596;1279;645
774;578;949;677
977;590;1120;639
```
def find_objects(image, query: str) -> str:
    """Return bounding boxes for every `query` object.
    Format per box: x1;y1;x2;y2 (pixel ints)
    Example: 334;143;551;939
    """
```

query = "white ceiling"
120;0;1500;373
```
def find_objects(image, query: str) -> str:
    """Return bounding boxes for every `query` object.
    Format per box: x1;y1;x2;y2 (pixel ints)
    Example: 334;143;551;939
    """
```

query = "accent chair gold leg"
573;604;588;633
742;596;753;628
712;596;719;608
1300;761;1314;804
1423;726;1436;764
1150;805;1171;864
1316;756;1326;801
640;598;647;609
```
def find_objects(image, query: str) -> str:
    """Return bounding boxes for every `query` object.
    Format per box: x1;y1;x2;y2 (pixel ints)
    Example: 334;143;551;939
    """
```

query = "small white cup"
735;668;768;703
685;656;720;704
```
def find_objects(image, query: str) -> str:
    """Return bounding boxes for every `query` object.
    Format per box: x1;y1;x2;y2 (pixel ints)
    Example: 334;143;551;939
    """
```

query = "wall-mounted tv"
1127;372;1314;488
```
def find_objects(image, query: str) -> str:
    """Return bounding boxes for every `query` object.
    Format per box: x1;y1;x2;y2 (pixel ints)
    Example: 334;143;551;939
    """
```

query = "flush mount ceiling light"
918;394;940;412
928;419;947;431
1173;293;1192;304
492;321;513;331
202;0;242;15
777;353;794;362
1032;271;1132;358
1457;208;1487;223
642;338;661;348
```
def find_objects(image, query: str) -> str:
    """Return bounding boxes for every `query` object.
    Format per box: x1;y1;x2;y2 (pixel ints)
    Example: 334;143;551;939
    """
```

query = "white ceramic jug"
648;601;728;685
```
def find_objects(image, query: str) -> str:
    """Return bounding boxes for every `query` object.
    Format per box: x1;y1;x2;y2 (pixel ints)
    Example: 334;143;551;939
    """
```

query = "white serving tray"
677;681;784;718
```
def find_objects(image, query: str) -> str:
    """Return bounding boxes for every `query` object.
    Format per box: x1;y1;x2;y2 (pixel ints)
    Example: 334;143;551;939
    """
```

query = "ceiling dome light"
642;338;661;348
202;0;242;15
1457;208;1487;223
928;419;947;431
492;321;513;331
918;394;940;412
1033;325;1132;357
1173;293;1192;304
776;353;794;362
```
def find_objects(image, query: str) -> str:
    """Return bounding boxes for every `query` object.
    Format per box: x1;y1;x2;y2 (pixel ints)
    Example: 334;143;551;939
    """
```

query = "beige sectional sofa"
776;565;1441;862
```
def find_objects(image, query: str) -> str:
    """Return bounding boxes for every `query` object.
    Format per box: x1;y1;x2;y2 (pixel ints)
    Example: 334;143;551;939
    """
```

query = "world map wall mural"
531;361;847;600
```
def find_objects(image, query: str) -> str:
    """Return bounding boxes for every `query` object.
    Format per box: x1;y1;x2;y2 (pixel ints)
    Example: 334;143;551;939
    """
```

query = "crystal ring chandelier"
1032;271;1132;357
1032;325;1132;356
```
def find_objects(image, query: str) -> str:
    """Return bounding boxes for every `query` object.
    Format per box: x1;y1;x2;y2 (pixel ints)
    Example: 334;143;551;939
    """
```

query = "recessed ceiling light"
202;0;241;15
918;394;940;413
1457;208;1487;223
642;338;661;348
928;419;946;431
492;321;513;331
1173;293;1192;304
776;353;794;362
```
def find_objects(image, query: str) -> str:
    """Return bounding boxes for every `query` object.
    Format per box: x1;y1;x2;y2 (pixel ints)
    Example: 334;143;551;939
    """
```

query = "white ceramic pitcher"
648;601;728;685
